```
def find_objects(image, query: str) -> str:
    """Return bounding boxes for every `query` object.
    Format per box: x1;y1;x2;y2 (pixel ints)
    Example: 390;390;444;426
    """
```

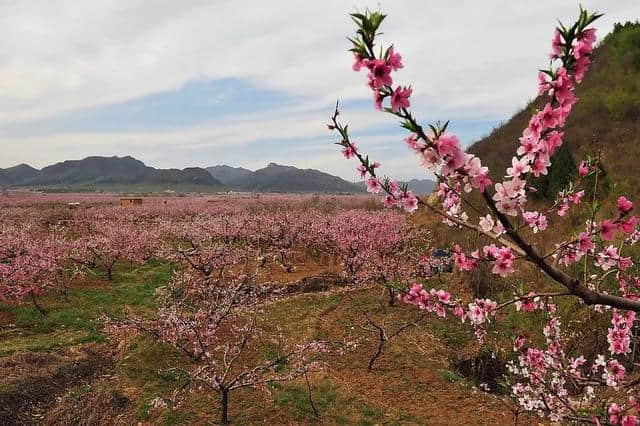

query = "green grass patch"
272;381;353;423
0;259;173;356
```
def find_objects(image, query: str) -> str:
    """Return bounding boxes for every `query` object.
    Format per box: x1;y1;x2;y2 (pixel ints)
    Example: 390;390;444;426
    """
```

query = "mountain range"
0;156;438;194
0;156;223;192
0;156;374;193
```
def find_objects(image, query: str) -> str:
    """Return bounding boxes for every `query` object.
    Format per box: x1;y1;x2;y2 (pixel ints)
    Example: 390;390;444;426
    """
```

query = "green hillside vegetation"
469;21;640;198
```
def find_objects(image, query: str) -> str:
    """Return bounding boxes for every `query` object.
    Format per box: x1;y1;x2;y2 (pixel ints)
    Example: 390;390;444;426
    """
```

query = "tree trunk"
106;262;115;281
30;290;46;316
387;287;396;307
368;330;385;371
219;389;229;425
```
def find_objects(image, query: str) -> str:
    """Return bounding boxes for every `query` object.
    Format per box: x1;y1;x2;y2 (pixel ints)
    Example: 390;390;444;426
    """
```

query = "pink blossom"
352;54;366;71
557;203;569;216
619;257;633;271
600;220;617;241
568;190;585;205
573;39;593;60
382;195;397;208
479;214;494;233
523;211;547;233
619;216;639;234
531;153;551;177
366;59;393;89
538;71;552;95
516;292;539;312
580;28;597;43
342;143;357;159
550;30;563;59
596;245;619;271
578;160;589;176
491;247;515;277
608;310;635;355
366;177;382;194
390;85;412;112
538;103;560;129
373;91;384;110
545;131;564;155
453;244;477;271
578;232;594;253
467;299;497;325
574;57;590;83
405;134;422;152
506;157;531;178
386;46;403;71
400;191;419;213
617;196;634;214
387;179;400;194
420;148;441;171
609;403;622;424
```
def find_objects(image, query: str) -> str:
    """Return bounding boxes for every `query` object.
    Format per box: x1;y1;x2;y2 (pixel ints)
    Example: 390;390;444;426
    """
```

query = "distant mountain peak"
207;163;363;193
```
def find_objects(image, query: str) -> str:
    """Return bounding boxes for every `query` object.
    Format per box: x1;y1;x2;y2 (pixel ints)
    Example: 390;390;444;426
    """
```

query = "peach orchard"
0;6;639;426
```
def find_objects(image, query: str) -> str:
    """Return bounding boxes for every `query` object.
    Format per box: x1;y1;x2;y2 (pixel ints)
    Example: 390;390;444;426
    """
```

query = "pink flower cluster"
480;244;516;277
556;189;584;216
522;211;548;233
452;244;476;271
466;298;498;325
402;283;461;318
407;133;491;194
339;9;640;424
556;231;595;266
401;283;497;341
515;292;540;312
494;27;596;218
608;400;639;426
353;46;406;110
380;179;419;213
607;310;636;355
594;355;626;388
478;214;505;235
450;243;516;277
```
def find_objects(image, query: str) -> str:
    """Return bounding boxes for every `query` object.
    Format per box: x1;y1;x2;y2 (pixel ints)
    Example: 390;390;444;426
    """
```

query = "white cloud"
1;0;639;178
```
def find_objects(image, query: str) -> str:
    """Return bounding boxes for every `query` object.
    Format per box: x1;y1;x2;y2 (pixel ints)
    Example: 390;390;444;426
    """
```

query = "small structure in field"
429;249;454;274
119;197;143;207
67;202;81;209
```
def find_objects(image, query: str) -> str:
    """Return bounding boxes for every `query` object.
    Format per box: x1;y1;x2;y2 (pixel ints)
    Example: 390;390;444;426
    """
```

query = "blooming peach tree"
329;8;640;424
107;231;326;425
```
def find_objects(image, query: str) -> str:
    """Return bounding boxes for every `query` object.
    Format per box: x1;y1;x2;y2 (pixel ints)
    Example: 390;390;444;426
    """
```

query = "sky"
1;1;639;181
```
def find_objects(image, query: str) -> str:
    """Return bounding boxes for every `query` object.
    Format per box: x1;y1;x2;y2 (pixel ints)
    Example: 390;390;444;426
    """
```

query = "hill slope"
468;22;640;196
1;164;40;184
206;165;254;185
0;170;10;186
223;163;364;193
